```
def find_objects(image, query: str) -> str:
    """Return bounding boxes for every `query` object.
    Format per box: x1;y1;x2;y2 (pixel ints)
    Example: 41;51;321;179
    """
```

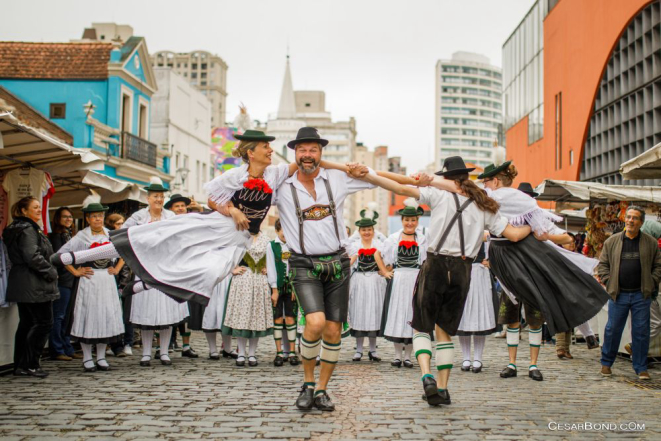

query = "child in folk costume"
347;204;392;362
222;231;273;367
381;198;427;368
266;219;300;367
456;239;497;374
59;193;124;372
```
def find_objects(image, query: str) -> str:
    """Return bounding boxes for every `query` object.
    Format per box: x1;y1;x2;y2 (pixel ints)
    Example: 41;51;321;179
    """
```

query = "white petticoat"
348;271;387;332
71;269;124;340
130;287;189;327
457;264;496;333
202;276;232;331
383;267;419;339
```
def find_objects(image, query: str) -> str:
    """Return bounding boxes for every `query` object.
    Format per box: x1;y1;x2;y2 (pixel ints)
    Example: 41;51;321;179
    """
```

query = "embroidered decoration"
302;205;332;221
357;250;378;272
397;240;420;268
282;251;291;261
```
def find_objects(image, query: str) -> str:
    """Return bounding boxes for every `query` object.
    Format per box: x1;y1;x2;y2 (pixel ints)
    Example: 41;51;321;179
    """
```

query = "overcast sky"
3;0;535;172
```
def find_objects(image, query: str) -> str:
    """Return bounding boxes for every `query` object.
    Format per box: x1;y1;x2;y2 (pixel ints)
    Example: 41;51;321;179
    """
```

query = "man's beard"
297;157;320;175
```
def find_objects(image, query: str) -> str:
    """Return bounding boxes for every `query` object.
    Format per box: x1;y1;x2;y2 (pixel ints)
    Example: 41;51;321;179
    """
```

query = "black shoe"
295;385;315;411
314;391;335;411
182;348;199;358
29;367;49;378
403;359;414;369
140;356;151;367
437;389;452;405
528;368;544;381
83;360;97;373
472;362;483;373
155;349;161;359
391;359;402;368
289;354;300;366
96;359;110;371
368;352;381;362
248;356;258;367
236;356;246;367
352;353;362;362
50;251;74;268
316;357;321;366
160;355;172;366
500;366;517;378
586;335;599;350
461;360;471;372
208;352;220;360
13;367;30;376
274;355;284;367
422;377;444;406
222;350;238;359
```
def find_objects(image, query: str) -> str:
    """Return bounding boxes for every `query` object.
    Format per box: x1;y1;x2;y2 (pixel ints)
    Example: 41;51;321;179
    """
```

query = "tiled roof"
0;42;112;80
0;86;73;144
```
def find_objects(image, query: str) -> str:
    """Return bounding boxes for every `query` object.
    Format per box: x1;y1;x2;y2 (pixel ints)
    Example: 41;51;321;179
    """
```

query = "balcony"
121;131;157;167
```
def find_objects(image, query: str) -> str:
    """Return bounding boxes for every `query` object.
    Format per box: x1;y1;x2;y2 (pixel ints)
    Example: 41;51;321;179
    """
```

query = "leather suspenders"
432;193;474;259
289;178;341;255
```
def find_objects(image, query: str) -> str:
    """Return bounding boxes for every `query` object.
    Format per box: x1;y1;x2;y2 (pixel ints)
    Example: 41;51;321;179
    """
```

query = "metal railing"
121;131;157;167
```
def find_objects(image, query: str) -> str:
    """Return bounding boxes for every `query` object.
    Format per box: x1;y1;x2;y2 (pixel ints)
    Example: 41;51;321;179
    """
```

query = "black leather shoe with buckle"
313;391;335;411
274;355;284;367
182;348;199;358
295;385;315;411
403;359;414;368
289;354;300;366
391;359;402;368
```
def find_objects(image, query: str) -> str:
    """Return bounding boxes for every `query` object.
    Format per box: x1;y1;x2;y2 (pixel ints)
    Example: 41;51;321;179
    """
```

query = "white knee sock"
404;344;412;361
368;337;377;354
286;324;297;343
320;340;341;364
355;337;364;354
248;337;259;357
435;342;454;372
132;280;150;294
81;342;94;367
577;321;594;338
96;343;108;366
205;332;217;354
393;343;404;360
458;335;471;361
273;323;283;342
529;327;542;348
141;330;154;359
61;243;119;265
507;327;520;347
221;333;232;352
237;337;247;358
412;332;432;360
473;335;486;363
159;328;172;360
300;336;322;361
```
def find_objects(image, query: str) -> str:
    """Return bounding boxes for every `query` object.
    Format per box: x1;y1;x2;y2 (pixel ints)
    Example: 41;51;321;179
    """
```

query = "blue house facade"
0;37;169;187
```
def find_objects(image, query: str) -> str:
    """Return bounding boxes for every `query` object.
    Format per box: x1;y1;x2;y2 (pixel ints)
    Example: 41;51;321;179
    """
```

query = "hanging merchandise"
41;172;55;234
0;171;8;236
2;167;49;225
583;201;630;257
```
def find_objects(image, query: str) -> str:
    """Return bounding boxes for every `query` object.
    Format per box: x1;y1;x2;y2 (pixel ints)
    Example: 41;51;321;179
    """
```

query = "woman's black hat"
435;156;476;177
287;127;329;149
234;130;275;142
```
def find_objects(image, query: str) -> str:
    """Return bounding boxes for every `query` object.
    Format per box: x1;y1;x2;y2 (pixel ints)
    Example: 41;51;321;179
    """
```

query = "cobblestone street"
1;333;659;440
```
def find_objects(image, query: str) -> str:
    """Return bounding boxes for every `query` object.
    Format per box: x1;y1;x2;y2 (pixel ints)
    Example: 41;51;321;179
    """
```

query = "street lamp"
172;167;190;190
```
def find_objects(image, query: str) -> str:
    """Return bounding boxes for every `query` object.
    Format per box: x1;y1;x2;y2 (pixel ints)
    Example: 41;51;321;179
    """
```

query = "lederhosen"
271;241;297;319
288;178;351;323
410;193;475;336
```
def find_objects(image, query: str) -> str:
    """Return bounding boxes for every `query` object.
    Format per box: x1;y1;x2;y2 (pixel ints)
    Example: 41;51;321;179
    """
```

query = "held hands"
230;207;250;231
75;267;95;279
380;269;394;279
410;172;433;187
232;266;247;276
346;162;369;179
271;288;279;307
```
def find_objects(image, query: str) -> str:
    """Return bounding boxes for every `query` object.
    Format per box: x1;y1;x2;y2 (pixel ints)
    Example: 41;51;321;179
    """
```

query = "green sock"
314;389;326;396
304;382;315;389
421;374;434;382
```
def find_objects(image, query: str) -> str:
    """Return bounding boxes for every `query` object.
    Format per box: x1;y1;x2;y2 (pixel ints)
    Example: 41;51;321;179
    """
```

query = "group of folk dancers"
52;126;610;411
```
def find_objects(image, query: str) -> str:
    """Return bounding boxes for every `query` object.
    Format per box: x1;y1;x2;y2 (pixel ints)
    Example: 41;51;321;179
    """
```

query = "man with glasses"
598;206;661;380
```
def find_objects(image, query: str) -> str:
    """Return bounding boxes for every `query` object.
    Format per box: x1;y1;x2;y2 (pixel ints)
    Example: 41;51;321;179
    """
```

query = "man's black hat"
164;193;192;210
287;127;329;149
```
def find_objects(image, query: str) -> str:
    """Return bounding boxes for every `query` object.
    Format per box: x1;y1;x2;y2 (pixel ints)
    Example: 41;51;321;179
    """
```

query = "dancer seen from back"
349;156;531;406
381;198;427;368
266;219;300;367
347;205;392;363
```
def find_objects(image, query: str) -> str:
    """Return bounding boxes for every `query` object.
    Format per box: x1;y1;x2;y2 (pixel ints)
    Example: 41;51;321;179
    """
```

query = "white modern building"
435;52;503;169
151;67;214;202
353;144;390;235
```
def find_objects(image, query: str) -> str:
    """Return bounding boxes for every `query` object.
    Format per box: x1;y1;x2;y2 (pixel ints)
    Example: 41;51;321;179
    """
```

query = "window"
138;101;148;139
183;155;189;189
191;72;197;79
50;103;66;119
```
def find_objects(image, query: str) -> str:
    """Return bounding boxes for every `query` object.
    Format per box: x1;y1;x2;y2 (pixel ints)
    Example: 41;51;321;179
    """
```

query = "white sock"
81;343;94;367
133;281;150;294
221;333;232;352
459;335;471;361
404;344;412;361
141;330;154;358
248;337;259;357
529;327;542;348
286;324;297;344
368;337;377;354
355;337;364;354
205;332;217;354
435;342;454;372
237;337;247;358
577;321;595;338
393;343;404;360
159;327;173;356
507;327;520;347
65;243;119;265
412;332;432;360
473;335;486;362
96;344;108;366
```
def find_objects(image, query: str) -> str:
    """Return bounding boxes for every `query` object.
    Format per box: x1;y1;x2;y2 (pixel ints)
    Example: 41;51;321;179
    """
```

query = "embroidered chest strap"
433;193;473;259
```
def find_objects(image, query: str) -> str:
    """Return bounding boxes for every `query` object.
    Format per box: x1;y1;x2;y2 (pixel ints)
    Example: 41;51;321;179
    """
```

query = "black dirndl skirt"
187;301;207;331
488;235;609;335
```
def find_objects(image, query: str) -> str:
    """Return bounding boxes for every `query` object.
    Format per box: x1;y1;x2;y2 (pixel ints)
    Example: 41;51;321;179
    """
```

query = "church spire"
277;55;296;119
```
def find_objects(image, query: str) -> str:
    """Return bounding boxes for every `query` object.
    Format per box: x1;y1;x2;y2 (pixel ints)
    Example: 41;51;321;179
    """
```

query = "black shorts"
273;281;297;319
289;251;351;323
497;294;544;328
410;253;472;336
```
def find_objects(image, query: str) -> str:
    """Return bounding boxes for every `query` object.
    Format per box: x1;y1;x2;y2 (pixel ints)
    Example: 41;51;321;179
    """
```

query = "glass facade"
502;0;549;144
581;2;661;185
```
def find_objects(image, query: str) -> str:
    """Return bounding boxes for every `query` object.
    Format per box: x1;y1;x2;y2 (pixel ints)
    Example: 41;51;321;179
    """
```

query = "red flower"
399;241;418;249
358;248;377;256
243;179;273;194
90;241;110;249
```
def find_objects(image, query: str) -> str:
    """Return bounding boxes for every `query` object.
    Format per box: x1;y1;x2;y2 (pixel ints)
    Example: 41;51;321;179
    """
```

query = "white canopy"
620;142;661;180
535;179;661;206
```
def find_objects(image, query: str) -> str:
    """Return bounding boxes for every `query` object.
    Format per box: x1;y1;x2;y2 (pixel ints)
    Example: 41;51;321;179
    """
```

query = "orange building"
503;0;659;187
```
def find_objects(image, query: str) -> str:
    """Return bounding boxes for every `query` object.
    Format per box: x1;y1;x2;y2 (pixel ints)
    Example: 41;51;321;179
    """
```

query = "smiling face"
401;216;419;234
86;211;105;231
58;209;74;229
247;141;273;166
170;201;188;215
359;226;374;242
625;208;644;236
148;191;165;211
295;142;322;175
22;199;41;223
